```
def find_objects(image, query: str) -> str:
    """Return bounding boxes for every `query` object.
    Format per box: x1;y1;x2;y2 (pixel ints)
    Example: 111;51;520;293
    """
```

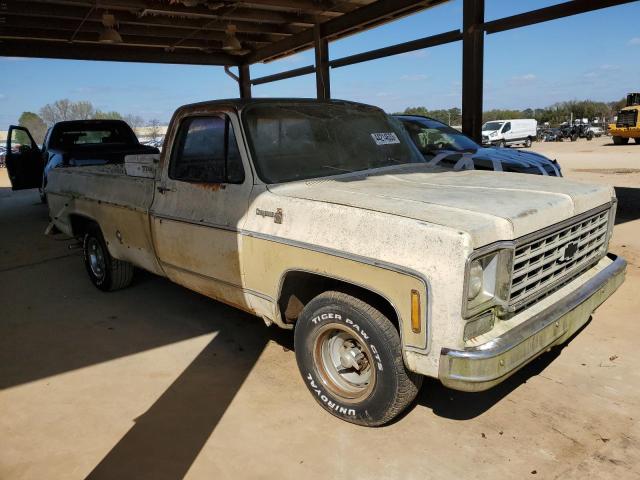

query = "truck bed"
46;163;162;275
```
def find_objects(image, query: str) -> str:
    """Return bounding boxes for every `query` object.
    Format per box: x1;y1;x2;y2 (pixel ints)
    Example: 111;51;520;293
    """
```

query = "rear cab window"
169;116;245;184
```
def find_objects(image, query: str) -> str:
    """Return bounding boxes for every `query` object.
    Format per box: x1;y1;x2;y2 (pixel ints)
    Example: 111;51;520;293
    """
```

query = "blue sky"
1;0;639;125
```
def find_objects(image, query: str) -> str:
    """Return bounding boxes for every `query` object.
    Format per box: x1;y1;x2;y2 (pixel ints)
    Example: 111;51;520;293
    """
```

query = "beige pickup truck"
43;99;626;426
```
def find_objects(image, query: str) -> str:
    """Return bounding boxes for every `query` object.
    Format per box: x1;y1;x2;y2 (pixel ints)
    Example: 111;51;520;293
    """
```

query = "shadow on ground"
404;321;590;422
614;186;640;225
0;188;295;480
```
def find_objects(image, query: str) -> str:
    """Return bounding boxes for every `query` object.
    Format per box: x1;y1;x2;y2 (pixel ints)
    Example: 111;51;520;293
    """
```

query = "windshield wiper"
322;165;355;173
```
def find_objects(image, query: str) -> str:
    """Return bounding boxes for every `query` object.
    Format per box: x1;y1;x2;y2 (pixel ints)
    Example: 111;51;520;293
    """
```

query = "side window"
169;116;245;184
502;122;511;133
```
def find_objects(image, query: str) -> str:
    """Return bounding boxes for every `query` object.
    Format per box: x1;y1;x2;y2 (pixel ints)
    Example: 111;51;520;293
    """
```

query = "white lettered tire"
294;291;422;426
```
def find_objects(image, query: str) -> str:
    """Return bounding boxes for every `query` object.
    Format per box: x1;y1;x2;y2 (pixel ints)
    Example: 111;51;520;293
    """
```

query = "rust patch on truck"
193;183;226;192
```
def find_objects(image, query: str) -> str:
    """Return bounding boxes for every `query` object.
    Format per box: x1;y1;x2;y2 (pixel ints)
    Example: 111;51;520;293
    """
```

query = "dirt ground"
1;135;639;480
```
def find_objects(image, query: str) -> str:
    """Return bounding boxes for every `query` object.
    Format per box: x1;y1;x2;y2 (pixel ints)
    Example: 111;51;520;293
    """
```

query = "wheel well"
69;214;98;238
278;271;400;332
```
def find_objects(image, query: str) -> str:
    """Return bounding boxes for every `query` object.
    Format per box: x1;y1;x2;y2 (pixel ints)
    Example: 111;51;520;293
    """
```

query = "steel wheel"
87;236;106;282
313;323;376;403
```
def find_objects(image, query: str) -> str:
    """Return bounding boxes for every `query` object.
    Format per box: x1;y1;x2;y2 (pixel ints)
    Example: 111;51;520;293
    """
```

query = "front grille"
509;208;610;313
616;110;637;128
482;135;489;144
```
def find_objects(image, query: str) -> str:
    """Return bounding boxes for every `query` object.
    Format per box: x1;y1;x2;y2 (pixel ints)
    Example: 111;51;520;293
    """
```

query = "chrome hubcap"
313;324;375;403
87;238;106;280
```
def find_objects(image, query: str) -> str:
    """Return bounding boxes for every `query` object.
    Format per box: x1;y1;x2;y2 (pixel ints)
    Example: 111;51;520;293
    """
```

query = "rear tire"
524;137;532;148
83;225;134;291
613;136;629;145
294;291;422;426
635;138;640;144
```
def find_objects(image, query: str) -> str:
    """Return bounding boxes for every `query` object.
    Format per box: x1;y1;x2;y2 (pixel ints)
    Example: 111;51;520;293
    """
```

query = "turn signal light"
411;290;421;333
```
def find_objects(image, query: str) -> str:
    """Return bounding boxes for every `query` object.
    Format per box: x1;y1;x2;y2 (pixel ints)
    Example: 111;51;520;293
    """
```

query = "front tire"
612;136;628;145
635;137;640;144
294;291;422;426
83;225;134;291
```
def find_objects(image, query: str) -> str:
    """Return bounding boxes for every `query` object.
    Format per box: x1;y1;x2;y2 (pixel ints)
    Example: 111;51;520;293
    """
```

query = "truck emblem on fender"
256;208;283;224
559;241;579;262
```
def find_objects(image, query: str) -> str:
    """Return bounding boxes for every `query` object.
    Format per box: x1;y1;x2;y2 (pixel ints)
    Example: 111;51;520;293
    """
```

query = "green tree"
18;111;47;145
93;110;123;120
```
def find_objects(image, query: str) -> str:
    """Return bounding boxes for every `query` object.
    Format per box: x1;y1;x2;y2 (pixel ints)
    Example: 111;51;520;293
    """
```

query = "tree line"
18;99;162;144
397;98;628;126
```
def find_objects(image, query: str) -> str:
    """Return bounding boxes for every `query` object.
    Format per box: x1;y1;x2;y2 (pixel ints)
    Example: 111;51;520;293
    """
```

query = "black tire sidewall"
83;227;112;291
294;297;402;426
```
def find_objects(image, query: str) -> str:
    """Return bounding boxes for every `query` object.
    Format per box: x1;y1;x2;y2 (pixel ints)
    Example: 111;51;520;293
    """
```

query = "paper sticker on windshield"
371;132;400;145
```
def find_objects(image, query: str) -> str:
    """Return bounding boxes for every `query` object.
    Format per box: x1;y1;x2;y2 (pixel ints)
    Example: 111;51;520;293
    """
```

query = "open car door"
5;125;44;190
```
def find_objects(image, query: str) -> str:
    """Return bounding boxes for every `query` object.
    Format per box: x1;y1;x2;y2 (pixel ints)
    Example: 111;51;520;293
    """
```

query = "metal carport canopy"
1;0;638;140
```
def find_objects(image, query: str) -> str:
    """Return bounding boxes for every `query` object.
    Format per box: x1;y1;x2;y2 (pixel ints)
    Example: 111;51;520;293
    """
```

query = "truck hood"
267;164;613;247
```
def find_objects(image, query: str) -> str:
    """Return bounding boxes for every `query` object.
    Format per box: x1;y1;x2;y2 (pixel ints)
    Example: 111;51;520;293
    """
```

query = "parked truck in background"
10;99;626;426
5;120;159;202
481;119;537;148
609;93;640;145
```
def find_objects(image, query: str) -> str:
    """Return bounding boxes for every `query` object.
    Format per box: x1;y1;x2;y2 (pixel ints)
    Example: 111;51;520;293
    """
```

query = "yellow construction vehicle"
609;93;640;144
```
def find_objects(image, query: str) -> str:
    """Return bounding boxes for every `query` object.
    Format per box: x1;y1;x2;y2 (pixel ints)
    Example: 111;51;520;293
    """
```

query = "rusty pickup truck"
42;99;626;426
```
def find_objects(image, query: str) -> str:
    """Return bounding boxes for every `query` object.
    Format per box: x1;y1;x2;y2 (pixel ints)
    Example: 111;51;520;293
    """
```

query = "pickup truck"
41;99;626;426
5;119;158;202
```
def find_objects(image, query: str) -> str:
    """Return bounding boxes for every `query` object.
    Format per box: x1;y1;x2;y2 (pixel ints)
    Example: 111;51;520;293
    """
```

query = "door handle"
157;186;175;194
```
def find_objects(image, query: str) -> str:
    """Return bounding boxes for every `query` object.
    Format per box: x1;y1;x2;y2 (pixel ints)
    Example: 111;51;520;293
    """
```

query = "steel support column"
314;24;330;100
239;64;252;99
462;0;484;142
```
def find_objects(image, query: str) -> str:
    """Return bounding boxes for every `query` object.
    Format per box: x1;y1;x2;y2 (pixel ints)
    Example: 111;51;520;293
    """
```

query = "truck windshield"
242;103;424;184
397;116;479;153
482;121;504;131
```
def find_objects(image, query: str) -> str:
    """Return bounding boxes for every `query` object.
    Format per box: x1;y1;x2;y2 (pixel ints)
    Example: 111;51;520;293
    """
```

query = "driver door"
5;125;44;190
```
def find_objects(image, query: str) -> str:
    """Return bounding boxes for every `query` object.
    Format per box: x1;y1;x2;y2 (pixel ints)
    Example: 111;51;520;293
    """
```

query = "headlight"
467;260;483;300
490;131;497;137
464;246;514;318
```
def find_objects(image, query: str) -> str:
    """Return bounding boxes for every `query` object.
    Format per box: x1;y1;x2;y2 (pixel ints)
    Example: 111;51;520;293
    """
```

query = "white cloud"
508;73;537;86
599;64;620;70
400;74;429;81
628;37;640;45
514;73;536;81
584;72;597;78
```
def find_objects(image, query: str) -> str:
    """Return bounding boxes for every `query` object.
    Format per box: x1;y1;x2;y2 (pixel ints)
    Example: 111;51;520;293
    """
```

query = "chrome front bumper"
439;253;626;392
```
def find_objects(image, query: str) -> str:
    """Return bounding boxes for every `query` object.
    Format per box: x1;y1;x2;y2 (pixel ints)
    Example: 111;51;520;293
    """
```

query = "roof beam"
247;0;448;63
5;2;302;35
0;27;269;51
4;16;278;45
251;64;316;85
484;0;640;34
329;29;461;68
26;0;322;26
0;39;238;65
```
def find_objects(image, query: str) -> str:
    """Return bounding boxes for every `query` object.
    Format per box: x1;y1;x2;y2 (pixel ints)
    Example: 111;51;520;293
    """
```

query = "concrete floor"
1;136;639;479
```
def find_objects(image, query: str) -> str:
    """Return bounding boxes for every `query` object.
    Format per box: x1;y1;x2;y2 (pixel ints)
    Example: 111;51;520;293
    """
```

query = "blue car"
395;115;562;176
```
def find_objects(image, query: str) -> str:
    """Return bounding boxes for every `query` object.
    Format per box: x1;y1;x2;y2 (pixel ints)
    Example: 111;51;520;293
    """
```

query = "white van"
481;119;537;148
